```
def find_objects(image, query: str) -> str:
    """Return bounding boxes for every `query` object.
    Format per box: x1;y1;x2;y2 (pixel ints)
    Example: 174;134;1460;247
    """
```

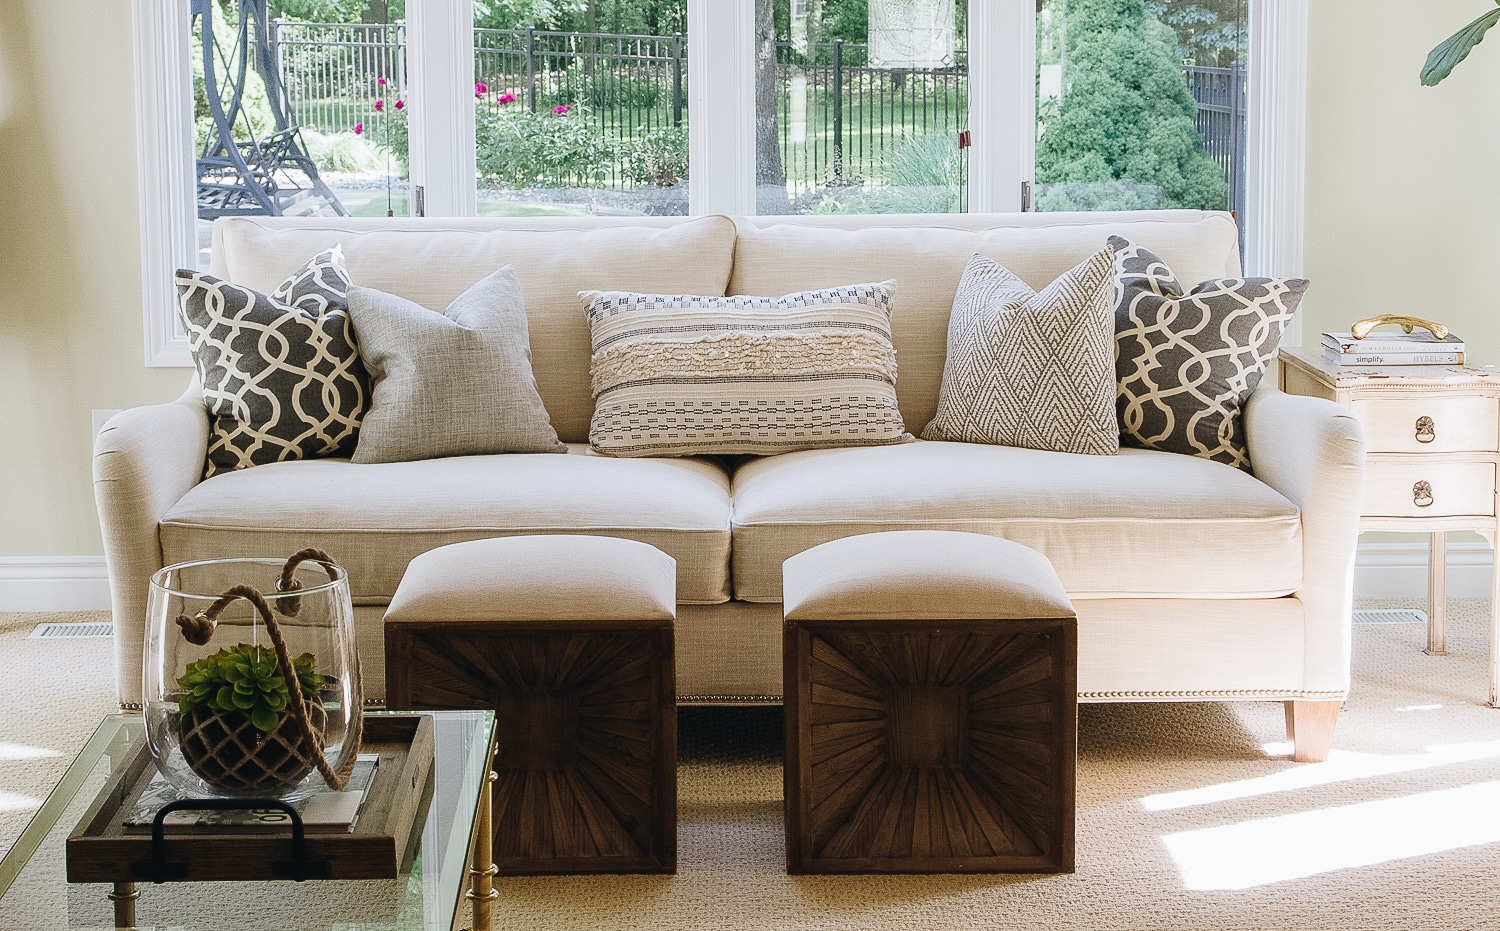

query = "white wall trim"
406;0;477;217
1244;0;1309;343
0;559;111;613
968;0;1034;213
688;0;755;216
1356;542;1493;600
132;0;197;368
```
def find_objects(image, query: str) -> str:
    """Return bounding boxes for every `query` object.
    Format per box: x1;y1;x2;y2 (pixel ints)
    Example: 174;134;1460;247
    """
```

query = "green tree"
1036;0;1226;211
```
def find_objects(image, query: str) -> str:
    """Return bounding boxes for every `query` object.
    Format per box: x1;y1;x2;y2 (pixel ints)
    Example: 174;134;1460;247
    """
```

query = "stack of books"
1323;331;1465;367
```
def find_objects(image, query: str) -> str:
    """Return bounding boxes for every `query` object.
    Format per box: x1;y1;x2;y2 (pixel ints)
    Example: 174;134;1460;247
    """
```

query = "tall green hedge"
1037;0;1227;211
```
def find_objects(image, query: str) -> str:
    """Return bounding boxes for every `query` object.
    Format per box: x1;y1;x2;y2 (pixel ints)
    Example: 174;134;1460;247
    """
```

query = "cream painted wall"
0;1;185;557
2;0;1498;564
1304;0;1500;363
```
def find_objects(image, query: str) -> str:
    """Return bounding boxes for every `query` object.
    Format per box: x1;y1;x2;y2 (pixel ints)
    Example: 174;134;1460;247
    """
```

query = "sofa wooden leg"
1284;700;1341;762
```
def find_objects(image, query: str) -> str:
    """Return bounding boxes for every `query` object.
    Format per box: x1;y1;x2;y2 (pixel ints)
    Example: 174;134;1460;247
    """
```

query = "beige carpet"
3;602;1500;929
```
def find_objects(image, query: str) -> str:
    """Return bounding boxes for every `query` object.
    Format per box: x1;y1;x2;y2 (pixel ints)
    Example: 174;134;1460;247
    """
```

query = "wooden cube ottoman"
782;530;1077;874
384;535;677;875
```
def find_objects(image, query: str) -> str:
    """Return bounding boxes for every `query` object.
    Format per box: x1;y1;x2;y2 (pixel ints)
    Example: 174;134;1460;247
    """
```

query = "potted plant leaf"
1422;2;1500;85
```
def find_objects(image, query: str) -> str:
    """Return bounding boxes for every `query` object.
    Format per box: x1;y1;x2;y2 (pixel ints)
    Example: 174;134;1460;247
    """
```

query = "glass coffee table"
0;710;497;931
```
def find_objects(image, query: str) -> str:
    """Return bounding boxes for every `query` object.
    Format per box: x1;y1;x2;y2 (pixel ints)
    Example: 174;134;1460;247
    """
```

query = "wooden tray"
66;715;436;883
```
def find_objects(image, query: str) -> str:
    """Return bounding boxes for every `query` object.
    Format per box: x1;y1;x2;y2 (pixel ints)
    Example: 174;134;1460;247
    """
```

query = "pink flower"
353;122;363;135
474;82;488;97
377;76;387;86
394;99;405;110
553;104;571;115
374;98;384;112
497;93;517;104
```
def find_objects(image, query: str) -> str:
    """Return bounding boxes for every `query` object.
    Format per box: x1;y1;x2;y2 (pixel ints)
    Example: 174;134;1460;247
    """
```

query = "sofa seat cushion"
729;440;1302;601
160;445;733;604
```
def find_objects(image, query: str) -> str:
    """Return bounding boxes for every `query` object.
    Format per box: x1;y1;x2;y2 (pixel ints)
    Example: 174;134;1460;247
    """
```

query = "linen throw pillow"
346;266;566;464
922;249;1119;456
1109;235;1308;470
582;283;907;457
176;246;367;478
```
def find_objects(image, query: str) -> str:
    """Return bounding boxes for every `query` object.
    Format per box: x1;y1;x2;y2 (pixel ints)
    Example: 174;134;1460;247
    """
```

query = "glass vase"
143;555;363;802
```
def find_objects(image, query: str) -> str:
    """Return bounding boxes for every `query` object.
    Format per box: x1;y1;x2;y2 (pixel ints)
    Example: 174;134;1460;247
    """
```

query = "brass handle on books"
1351;315;1449;340
1416;416;1436;444
1414;481;1435;508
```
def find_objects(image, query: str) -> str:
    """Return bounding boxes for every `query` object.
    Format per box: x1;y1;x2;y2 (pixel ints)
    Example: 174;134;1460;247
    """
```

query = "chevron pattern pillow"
922;249;1119;456
1110;236;1308;470
582;283;908;457
177;246;368;478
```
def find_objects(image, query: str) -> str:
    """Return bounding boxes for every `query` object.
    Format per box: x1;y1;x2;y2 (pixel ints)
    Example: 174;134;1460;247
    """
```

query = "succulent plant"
177;644;324;734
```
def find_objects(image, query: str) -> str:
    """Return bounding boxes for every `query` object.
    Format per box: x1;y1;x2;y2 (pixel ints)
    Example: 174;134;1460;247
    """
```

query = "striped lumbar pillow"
581;283;908;457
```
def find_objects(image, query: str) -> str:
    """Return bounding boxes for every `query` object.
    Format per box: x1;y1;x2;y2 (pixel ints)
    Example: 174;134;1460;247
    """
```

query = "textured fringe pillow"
347;265;566;464
1110;235;1308;470
176;245;367;478
582;283;908;457
922;249;1119;455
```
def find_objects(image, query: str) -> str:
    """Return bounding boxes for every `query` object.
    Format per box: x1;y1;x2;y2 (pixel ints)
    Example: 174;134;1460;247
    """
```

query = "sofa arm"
93;388;208;708
1244;382;1365;697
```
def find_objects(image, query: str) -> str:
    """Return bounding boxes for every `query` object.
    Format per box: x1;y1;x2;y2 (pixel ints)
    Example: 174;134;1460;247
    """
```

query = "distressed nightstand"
1280;345;1500;706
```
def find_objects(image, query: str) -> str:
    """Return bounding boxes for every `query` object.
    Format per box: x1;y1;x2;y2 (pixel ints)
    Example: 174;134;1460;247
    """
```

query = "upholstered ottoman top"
782;530;1075;621
384;534;677;623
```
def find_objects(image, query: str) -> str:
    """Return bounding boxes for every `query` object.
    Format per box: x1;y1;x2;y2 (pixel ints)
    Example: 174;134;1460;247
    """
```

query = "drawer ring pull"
1415;416;1436;444
1413;481;1435;508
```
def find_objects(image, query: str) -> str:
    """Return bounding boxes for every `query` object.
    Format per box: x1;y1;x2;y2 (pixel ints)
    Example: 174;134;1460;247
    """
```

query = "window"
136;0;1308;365
756;0;970;215
1035;0;1247;223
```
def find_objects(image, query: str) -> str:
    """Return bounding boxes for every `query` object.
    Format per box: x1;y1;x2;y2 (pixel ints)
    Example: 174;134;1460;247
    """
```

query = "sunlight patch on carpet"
1141;741;1500;812
0;791;42;814
1162;779;1500;890
0;742;60;761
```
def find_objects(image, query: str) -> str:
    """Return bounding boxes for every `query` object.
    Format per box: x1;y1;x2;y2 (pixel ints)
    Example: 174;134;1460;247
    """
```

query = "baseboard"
0;557;111;612
1355;541;1493;600
0;544;1490;612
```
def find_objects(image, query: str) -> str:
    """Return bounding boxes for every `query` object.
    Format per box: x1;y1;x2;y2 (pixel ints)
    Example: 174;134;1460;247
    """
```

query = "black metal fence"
1184;62;1247;220
272;21;405;134
776;40;968;197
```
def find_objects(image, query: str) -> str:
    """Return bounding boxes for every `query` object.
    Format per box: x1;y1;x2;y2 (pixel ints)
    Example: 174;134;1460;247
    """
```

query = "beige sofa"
95;210;1366;760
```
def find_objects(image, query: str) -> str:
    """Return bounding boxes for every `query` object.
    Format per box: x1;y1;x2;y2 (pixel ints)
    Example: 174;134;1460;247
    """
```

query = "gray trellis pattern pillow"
177;246;368;478
922;249;1119;456
1110;236;1308;470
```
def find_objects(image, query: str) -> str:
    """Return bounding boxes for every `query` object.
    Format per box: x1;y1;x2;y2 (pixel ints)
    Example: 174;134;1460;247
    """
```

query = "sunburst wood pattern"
785;618;1076;873
386;621;675;874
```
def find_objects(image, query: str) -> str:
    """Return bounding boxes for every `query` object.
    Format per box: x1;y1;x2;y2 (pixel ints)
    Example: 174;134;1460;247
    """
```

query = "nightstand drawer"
1362;460;1496;518
1350;397;1499;453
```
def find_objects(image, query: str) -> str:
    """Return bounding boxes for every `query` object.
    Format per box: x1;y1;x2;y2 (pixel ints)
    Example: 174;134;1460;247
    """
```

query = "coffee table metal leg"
467;770;499;931
109;881;138;929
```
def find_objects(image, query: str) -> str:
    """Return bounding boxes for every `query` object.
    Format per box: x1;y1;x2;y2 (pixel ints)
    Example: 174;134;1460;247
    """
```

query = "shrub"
1036;0;1227;211
477;103;616;189
621;125;689;187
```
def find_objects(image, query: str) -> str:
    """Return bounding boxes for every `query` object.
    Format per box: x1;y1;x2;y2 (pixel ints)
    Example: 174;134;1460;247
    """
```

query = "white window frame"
135;0;1306;366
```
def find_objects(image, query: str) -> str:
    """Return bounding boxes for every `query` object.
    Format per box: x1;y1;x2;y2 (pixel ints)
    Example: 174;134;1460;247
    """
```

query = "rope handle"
173;551;361;791
275;547;340;617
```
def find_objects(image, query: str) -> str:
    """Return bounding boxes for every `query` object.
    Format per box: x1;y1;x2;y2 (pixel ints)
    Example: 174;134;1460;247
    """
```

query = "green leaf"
214;685;237;711
250;707;279;733
231;690;257;710
1421;8;1500;85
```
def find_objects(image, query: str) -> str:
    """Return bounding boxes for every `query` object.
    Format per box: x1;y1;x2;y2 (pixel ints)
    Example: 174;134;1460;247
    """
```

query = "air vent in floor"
28;622;115;639
1353;609;1429;625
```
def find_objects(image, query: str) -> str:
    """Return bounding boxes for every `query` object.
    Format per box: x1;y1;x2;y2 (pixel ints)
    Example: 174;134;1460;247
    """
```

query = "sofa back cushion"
731;211;1240;436
211;215;738;443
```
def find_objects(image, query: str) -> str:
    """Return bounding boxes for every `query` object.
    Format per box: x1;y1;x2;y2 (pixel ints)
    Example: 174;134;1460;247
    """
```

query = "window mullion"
968;0;1034;214
406;0;477;217
688;0;755;216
